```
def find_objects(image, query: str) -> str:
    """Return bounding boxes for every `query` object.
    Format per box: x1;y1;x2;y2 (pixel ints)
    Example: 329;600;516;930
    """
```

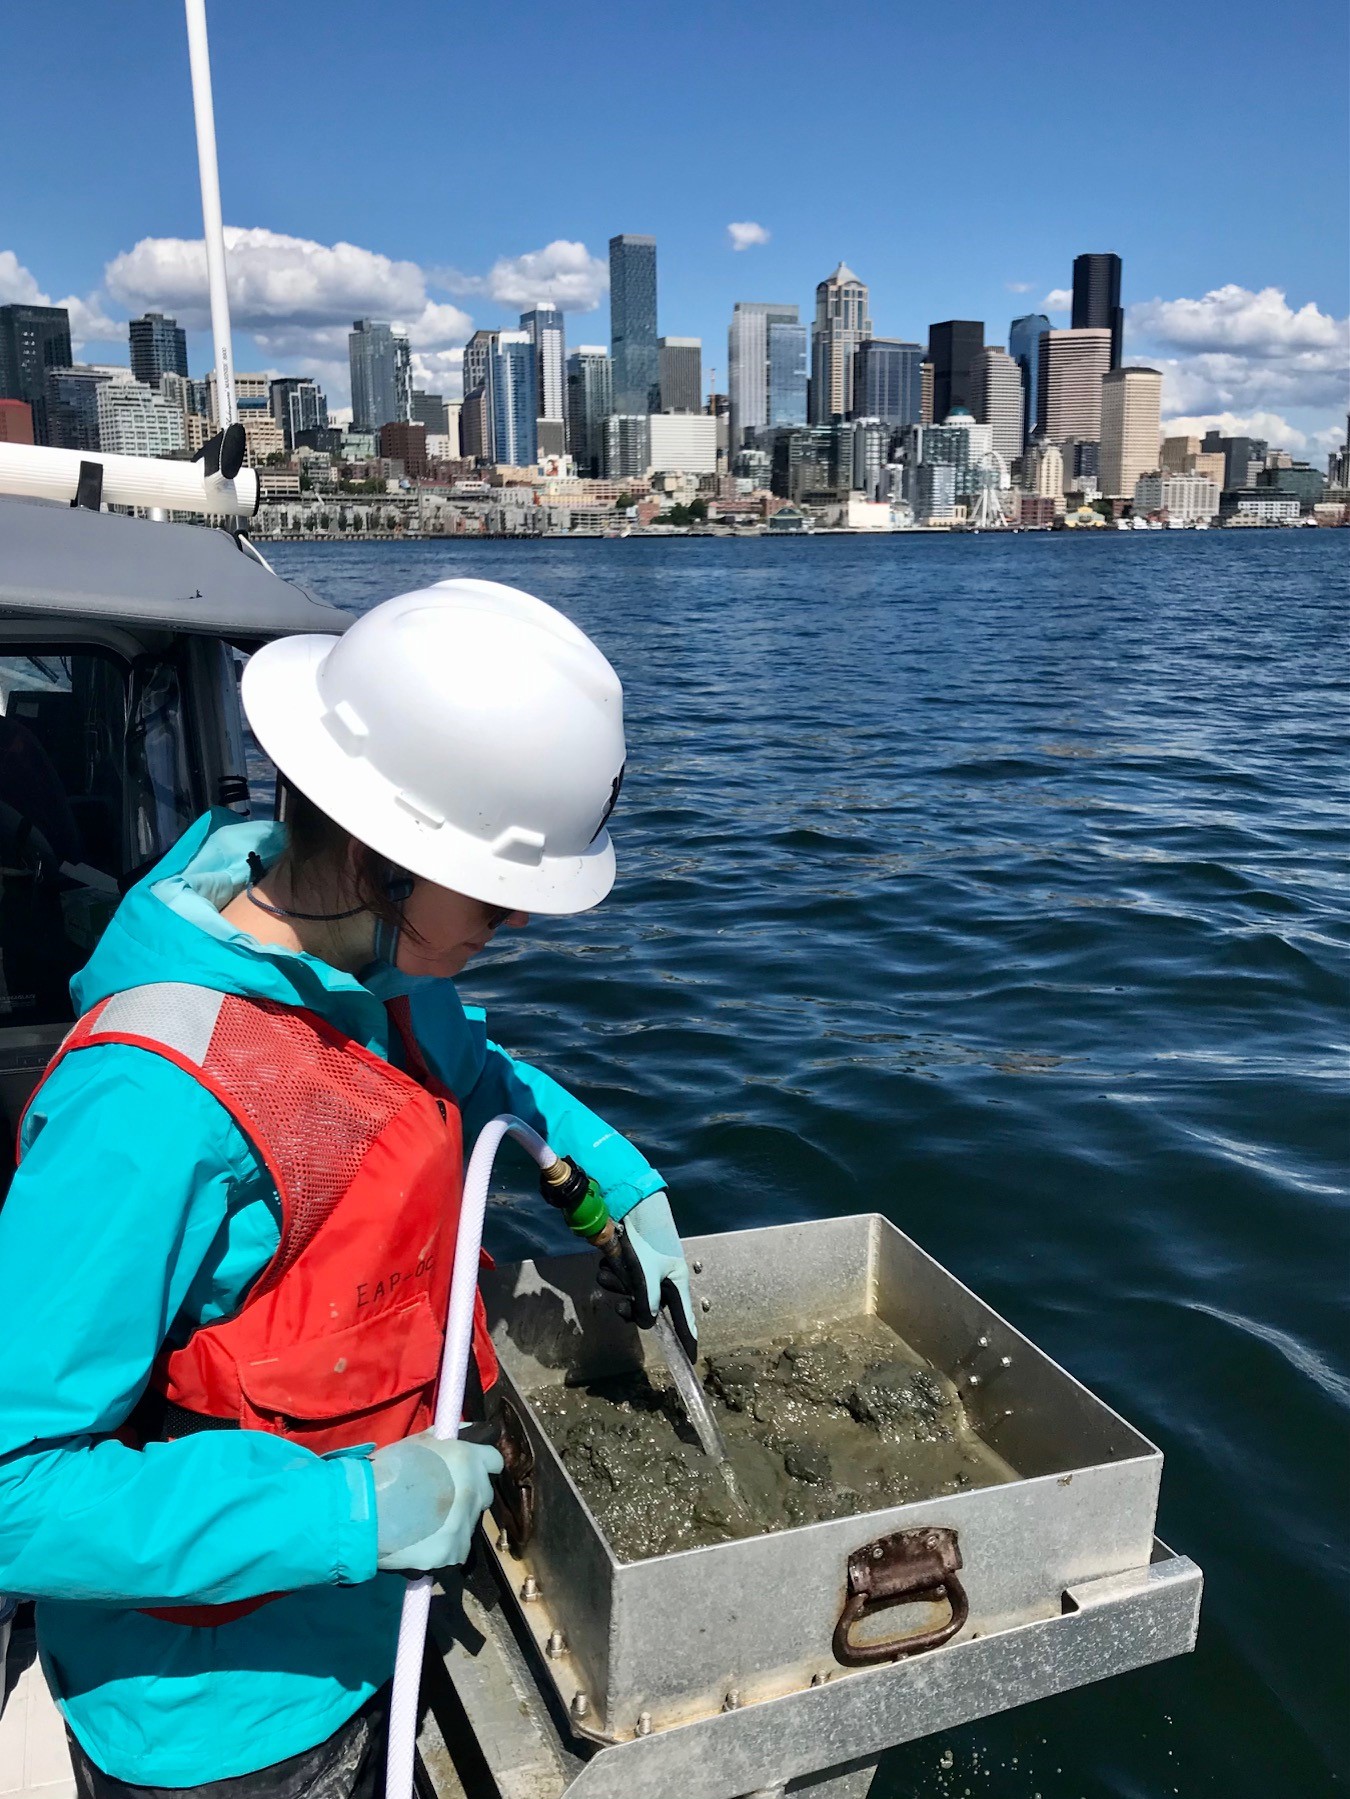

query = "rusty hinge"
490;1395;536;1551
832;1525;968;1666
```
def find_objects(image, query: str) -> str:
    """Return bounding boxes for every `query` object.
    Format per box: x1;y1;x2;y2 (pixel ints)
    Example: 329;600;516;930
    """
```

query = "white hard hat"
241;578;626;915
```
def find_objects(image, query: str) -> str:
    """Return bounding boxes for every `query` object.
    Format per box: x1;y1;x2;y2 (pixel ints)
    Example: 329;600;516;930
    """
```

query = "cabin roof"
0;498;350;640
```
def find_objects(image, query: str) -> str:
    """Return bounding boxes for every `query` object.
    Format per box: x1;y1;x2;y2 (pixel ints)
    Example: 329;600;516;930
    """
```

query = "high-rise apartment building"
44;364;125;451
852;339;924;427
96;379;187;458
410;390;449;435
920;360;934;425
269;376;328;450
128;312;189;389
566;346;612;477
609;235;658;414
490;331;538;467
927;321;984;423
604;414;650;482
971;347;1025;467
1008;314;1050;446
657;337;702;412
1100;366;1162;497
1071;253;1124;370
0;304;73;444
728;303;801;446
1037;329;1112;441
520;305;567;456
810;265;871;423
348;318;411;431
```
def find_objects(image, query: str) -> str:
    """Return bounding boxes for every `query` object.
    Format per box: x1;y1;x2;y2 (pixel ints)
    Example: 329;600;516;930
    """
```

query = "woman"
0;579;695;1797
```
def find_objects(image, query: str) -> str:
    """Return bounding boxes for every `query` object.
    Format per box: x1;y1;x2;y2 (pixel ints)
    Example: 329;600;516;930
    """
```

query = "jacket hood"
71;810;394;1053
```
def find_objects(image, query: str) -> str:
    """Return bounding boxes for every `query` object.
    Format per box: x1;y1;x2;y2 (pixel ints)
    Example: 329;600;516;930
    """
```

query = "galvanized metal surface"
422;1545;1201;1799
481;1216;1164;1739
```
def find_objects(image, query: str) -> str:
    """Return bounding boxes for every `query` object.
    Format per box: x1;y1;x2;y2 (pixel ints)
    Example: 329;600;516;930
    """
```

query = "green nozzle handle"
539;1156;614;1245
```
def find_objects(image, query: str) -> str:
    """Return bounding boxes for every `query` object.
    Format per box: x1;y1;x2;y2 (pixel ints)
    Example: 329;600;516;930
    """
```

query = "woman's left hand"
596;1190;698;1358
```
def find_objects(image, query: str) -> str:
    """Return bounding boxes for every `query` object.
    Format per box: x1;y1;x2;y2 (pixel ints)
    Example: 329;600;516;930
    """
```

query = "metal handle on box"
832;1525;967;1666
490;1395;537;1551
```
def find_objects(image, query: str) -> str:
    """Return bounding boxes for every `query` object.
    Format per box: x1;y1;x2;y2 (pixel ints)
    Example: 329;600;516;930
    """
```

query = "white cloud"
411;347;465;400
1129;285;1347;440
0;249;120;349
1005;280;1034;294
439;240;608;312
1044;288;1072;313
1130;284;1341;356
727;221;771;251
1160;409;1341;457
105;227;470;344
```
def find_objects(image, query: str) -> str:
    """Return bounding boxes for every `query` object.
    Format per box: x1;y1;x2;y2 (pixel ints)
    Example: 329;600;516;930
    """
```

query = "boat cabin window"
0;645;195;1029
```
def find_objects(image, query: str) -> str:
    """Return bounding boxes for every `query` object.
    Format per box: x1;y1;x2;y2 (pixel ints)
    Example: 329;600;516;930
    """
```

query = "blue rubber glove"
370;1432;504;1573
596;1190;698;1358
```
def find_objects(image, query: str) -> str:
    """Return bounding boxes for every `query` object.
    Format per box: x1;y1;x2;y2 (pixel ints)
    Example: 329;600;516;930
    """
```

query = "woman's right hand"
370;1432;503;1573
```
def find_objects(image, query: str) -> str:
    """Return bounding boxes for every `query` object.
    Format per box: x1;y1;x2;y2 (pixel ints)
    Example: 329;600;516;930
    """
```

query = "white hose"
385;1115;557;1799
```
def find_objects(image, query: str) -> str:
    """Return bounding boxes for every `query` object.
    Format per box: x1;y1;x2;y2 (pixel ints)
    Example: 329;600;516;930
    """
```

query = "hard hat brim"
242;633;617;916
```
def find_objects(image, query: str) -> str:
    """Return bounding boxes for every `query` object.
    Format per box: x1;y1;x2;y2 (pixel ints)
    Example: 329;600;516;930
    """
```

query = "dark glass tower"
128;312;189;388
926;321;984;422
1008;314;1050;443
608;234;658;414
852;338;924;426
0;304;73;444
1071;253;1124;369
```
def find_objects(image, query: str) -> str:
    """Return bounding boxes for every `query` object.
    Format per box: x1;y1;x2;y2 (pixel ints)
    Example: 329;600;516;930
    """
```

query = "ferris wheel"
968;450;1009;528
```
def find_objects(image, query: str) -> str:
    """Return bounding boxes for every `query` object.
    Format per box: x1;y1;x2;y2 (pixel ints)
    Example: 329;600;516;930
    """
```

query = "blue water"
267;533;1348;1798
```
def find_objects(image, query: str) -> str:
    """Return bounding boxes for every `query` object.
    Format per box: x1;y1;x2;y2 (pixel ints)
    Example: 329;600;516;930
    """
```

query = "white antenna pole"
184;0;236;427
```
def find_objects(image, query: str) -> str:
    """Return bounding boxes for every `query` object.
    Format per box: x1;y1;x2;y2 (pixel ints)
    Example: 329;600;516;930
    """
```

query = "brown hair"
278;782;423;942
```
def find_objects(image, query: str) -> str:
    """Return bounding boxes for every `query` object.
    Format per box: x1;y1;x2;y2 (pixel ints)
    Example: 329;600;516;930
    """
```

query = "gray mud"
529;1313;1017;1561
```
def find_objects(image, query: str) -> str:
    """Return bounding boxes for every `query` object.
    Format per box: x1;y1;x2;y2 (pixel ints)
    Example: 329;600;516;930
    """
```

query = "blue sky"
5;0;1347;452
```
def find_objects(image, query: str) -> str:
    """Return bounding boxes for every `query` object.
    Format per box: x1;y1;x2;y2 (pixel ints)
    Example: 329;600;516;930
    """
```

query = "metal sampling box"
477;1214;1195;1761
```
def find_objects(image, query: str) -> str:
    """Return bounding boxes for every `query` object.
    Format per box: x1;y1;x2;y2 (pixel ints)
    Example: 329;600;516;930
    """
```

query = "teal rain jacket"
0;811;663;1786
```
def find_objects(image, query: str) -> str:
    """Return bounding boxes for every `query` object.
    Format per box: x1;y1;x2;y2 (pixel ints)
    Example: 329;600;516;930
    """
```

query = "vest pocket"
236;1292;444;1438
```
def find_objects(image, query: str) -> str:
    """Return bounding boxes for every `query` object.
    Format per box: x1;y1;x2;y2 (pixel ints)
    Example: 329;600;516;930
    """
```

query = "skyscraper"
490;331;539;467
1008;314;1050;445
128;312;189;389
410;390;449;435
852;339;924;427
927;321;984;423
566;346;612;477
1037;329;1112;441
269;376;328;449
609;234;658;414
728;303;800;446
520;305;567;456
810;265;871;423
658;337;702;412
45;364;122;452
971;348;1025;467
1071;254;1124;370
1100;366;1162;496
348;319;410;431
0;303;73;444
768;320;808;428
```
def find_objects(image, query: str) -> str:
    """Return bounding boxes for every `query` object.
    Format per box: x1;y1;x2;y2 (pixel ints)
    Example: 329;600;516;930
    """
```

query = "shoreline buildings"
7;237;1338;534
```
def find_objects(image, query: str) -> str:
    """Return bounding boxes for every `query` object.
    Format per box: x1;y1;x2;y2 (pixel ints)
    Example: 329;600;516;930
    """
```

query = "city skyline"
2;0;1345;456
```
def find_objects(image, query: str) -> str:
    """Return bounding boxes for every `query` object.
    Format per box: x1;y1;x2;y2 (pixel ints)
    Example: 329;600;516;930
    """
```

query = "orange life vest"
21;981;498;1625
